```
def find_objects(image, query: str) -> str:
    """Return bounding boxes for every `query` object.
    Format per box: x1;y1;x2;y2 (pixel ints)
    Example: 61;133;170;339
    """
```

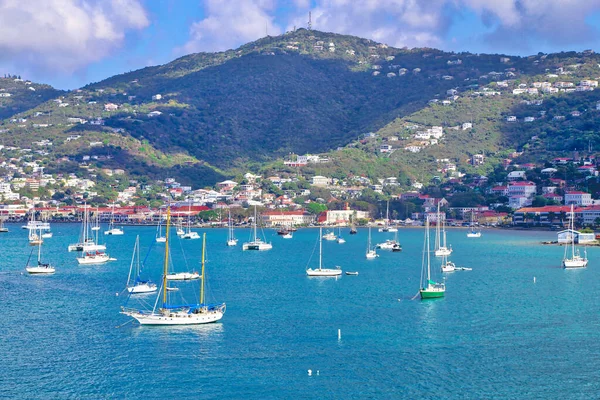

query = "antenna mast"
308;11;312;30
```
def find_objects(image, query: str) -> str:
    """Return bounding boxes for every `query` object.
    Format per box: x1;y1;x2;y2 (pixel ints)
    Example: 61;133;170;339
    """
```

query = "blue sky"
1;0;599;90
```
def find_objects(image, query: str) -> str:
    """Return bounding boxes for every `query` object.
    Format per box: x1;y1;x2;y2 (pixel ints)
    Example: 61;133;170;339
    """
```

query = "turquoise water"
1;225;599;399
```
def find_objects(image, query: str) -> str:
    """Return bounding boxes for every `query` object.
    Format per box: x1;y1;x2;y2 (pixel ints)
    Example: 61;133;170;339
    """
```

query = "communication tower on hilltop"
308;11;312;30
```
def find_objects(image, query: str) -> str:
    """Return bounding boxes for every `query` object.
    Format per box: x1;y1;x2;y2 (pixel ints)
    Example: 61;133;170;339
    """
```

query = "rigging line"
410;292;420;301
115;319;134;329
305;231;319;270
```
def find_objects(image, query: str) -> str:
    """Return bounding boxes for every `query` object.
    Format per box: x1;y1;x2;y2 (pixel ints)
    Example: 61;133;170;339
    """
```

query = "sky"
1;0;600;90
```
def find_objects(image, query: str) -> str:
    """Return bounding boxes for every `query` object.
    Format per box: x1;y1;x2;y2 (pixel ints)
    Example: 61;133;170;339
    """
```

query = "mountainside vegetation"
1;30;600;189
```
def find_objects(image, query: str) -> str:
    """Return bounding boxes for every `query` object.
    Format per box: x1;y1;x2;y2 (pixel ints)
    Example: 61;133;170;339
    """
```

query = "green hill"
2;31;600;188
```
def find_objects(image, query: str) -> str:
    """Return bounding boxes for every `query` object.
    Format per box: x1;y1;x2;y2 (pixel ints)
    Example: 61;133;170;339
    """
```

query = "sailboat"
378;229;401;251
282;231;293;239
28;227;43;246
68;205;106;252
77;208;114;264
366;226;379;259
322;230;337;241
379;200;397;232
349;215;358;235
181;204;200;240
156;209;166;243
25;234;55;274
91;207;101;231
0;217;8;233
562;204;588;268
336;226;346;243
226;210;238;246
242;206;272;250
420;217;445;299
434;203;452;256
104;203;124;235
440;252;456;273
306;227;342;276
121;210;226;325
126;235;157;293
466;212;481;238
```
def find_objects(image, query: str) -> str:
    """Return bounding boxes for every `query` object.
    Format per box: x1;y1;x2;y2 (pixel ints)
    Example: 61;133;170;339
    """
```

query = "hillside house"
104;103;118;111
565;191;592;206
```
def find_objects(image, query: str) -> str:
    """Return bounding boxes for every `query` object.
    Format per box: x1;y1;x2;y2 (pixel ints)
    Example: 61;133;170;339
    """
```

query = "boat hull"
420;289;445;299
435;248;452;256
127;283;158;293
26;266;55;274
242;242;272;250
156;237;167;243
467;232;481;238
122;308;224;325
104;229;124;235
563;259;588;268
306;268;342;276
77;255;111;265
166;272;201;280
226;239;238;246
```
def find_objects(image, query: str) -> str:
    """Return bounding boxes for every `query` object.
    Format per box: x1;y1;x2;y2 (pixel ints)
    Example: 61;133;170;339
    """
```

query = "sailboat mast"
162;208;171;307
426;218;431;281
571;205;575;259
254;206;258;241
201;233;206;304
319;227;323;270
37;227;42;262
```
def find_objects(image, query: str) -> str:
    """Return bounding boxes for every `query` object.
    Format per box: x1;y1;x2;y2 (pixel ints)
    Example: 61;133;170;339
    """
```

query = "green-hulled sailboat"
420;217;445;299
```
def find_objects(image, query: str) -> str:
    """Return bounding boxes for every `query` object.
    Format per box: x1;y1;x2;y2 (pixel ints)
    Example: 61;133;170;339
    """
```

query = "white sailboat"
28;227;43;246
562;204;588;268
322;230;337;241
68;205;106;252
434;203;452;257
379;200;397;232
226;209;238;246
25;234;55;274
336;226;345;243
306;227;342;276
466;212;481;238
420;217;446;299
156;209;166;243
126;235;157;293
242;206;272;250
181;203;200;240
121;210;226;325
104;203;124;235
77;207;114;265
0;217;8;233
282;231;293;239
377;229;401;251
91;207;101;231
366;226;379;259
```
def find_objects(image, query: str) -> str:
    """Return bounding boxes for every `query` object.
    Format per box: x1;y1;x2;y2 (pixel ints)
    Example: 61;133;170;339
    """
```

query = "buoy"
116;292;119;296
308;369;312;376
533;277;536;283
338;329;341;340
317;370;320;376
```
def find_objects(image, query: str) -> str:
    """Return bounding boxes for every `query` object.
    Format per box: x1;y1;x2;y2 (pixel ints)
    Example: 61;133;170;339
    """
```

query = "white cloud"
0;0;149;76
181;0;600;57
180;0;282;54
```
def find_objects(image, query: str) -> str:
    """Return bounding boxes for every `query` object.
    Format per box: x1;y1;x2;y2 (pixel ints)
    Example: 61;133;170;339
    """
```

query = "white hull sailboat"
226;210;238;246
322;231;337;241
167;272;201;280
77;251;112;265
104;203;124;235
434;203;452;257
155;209;167;243
306;227;342;276
563;204;588;269
366;226;379;259
466;212;481;238
121;210;225;325
125;236;157;294
243;206;272;250
181;203;200;240
25;237;55;274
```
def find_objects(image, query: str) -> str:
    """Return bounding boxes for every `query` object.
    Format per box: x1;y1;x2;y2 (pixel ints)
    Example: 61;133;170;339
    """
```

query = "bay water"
1;225;598;399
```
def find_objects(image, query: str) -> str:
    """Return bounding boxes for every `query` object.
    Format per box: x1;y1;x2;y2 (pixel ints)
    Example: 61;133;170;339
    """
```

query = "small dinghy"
345;271;359;276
